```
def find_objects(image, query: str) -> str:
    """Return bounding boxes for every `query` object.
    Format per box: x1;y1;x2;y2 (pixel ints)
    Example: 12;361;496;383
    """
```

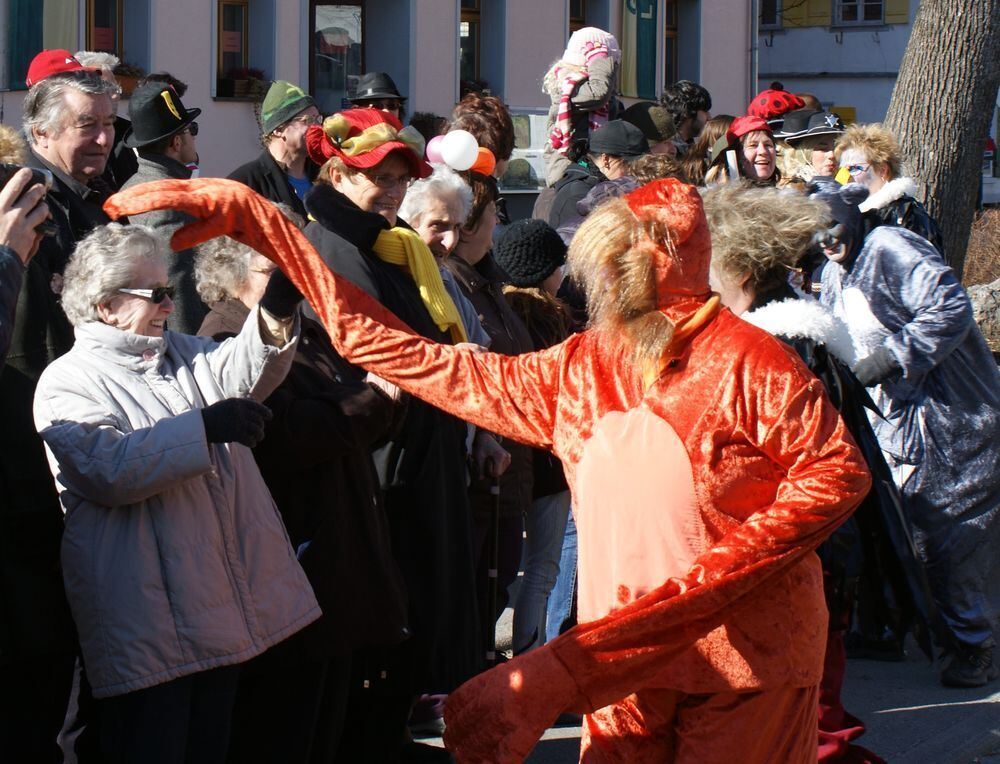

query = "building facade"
1;0;750;178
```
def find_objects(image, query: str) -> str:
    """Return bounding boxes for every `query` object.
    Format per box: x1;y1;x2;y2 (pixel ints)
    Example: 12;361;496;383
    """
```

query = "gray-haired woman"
32;223;318;764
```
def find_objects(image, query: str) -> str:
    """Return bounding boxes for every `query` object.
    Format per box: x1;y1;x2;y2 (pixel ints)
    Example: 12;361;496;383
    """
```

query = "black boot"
940;641;998;688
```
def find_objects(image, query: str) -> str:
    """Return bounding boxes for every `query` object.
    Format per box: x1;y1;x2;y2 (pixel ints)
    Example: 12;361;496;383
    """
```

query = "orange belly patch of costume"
575;405;706;623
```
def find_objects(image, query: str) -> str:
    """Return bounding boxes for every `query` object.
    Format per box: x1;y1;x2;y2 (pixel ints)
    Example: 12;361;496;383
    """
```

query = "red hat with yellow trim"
305;108;431;179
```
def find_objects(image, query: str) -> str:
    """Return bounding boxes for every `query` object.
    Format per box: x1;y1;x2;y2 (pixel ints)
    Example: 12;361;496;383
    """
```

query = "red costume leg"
818;631;885;763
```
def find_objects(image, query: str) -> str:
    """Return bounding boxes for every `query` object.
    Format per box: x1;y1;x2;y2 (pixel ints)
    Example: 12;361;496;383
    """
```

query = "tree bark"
884;0;1000;279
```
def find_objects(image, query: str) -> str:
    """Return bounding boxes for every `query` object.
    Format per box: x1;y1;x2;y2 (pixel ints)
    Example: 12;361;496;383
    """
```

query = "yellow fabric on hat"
372;227;468;344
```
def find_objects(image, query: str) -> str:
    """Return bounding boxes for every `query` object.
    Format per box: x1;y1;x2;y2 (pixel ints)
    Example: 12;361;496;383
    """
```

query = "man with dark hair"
119;82;206;333
138;71;189;97
660;80;712;156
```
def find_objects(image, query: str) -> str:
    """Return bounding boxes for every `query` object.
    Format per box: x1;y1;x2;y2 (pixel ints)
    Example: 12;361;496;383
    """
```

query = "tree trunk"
884;0;1000;279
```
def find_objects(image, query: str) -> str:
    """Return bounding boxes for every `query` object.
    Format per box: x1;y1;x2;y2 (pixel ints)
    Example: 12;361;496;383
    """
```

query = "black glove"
853;346;900;386
259;268;303;320
201;398;273;448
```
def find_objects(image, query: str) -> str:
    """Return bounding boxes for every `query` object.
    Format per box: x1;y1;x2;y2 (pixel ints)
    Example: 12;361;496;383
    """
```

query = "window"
310;2;363;113
569;0;586;33
3;0;78;90
760;0;781;29
218;0;249;81
664;0;678;88
87;0;123;57
835;0;883;25
460;0;480;85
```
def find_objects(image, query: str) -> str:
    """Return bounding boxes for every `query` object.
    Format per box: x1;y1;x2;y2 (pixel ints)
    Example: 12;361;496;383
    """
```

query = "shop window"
569;0;586;33
664;0;678;88
460;0;480;85
835;0;883;25
87;0;123;57
310;2;363;113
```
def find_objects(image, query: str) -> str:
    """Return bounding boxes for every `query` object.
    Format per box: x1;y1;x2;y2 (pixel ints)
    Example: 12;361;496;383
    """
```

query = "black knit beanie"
494;219;568;288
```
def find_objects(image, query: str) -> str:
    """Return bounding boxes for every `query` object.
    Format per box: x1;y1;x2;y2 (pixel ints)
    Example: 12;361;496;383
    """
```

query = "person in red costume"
105;177;871;764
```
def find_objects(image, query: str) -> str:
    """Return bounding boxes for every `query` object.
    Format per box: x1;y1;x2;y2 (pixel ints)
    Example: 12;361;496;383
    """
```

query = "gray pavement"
423;608;1000;763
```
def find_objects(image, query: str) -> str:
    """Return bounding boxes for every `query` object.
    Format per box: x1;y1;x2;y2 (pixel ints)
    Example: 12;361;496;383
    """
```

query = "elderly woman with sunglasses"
31;222;319;764
302;107;485;761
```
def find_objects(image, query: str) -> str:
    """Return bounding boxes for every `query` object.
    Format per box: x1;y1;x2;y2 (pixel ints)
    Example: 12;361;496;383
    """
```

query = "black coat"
0;150;106;664
546;161;605;230
200;301;410;659
303;183;483;692
445;254;534;518
229;149;317;219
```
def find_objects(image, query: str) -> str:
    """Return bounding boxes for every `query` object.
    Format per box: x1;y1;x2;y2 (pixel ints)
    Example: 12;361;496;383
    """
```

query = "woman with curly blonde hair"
835;122;945;260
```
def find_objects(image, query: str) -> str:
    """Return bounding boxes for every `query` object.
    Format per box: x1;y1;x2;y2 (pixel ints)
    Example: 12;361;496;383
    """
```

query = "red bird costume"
105;178;870;763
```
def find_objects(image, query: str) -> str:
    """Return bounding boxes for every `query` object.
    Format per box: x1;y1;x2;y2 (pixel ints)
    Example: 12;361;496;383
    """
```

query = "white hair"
22;74;117;145
399;165;472;225
73;51;120;72
194;236;259;303
61;224;168;326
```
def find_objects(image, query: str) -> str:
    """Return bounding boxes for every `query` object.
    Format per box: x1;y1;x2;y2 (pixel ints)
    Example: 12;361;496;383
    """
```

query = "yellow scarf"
372;228;469;343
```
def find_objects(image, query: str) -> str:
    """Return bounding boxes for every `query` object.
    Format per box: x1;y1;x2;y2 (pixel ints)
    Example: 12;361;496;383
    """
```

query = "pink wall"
698;0;753;117
408;0;460;116
501;0;566;110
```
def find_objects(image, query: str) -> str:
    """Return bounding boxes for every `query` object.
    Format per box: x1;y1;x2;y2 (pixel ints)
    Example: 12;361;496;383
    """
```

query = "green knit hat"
261;81;316;135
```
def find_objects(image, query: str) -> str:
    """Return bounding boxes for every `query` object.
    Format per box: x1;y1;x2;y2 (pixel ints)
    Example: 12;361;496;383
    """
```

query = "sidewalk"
425;626;1000;763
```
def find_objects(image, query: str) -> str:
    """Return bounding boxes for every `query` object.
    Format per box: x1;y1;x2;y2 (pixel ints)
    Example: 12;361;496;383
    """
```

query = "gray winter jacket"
33;309;319;698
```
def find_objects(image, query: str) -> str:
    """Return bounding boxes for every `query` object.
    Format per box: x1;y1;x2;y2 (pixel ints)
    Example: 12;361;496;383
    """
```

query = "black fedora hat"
349;72;406;104
776;108;845;142
125;83;201;149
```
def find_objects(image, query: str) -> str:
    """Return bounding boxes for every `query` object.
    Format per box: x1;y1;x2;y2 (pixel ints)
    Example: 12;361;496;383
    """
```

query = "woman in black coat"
195;232;409;764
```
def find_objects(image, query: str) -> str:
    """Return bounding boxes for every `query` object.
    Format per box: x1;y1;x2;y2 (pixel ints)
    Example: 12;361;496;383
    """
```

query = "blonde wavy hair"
834;123;903;179
702;184;828;297
567;197;675;363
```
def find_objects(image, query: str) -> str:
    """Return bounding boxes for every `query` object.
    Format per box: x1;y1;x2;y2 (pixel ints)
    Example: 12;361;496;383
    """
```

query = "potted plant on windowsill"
113;62;145;98
223;67;267;99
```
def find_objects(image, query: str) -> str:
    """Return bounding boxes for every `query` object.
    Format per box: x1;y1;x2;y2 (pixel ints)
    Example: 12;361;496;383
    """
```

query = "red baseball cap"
26;49;99;87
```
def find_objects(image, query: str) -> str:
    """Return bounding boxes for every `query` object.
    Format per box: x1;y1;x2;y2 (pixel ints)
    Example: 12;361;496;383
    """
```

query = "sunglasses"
183;121;199;137
362;100;402;112
118;286;175;303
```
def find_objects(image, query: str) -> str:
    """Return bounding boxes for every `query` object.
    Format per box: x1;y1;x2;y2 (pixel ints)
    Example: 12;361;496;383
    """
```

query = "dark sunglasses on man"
118;286;176;303
183;121;199;137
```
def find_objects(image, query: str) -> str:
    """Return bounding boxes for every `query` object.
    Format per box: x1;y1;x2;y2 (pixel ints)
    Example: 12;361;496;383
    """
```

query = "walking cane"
485;471;501;667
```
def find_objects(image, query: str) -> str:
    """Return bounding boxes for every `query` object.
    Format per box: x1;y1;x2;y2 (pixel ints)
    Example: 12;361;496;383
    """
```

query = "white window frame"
834;0;884;27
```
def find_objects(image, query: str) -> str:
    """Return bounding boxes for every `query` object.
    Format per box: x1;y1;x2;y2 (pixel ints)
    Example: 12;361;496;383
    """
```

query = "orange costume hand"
443;647;581;763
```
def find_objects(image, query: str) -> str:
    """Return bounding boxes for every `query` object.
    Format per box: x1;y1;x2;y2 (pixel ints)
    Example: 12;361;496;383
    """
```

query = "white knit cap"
563;27;621;67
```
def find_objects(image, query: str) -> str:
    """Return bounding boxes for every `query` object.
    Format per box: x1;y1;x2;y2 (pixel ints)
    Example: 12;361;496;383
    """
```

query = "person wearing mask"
229;81;321;217
112;176;871;763
195;231;409;764
547;119;648;229
120;82;206;334
32;221;318;764
297;107;480;763
835;123;946;261
704;115;778;186
661;79;712;156
813;180;1000;688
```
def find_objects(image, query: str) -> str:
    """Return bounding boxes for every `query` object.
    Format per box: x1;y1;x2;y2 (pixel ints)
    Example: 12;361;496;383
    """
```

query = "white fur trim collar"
858;176;917;213
743;298;858;366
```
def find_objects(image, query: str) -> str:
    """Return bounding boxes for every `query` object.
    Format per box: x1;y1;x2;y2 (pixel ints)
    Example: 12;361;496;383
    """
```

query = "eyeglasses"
359;171;412;190
118;286;175;303
844;163;869;175
292;113;323;127
362;100;402;112
183;121;199;137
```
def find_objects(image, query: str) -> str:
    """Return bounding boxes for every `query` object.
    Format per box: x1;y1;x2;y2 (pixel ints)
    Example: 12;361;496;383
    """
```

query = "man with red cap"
108;174;870;763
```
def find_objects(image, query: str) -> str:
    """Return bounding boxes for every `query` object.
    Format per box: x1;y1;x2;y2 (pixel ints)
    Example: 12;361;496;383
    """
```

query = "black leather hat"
125;83;201;148
349;72;407;104
589;120;650;159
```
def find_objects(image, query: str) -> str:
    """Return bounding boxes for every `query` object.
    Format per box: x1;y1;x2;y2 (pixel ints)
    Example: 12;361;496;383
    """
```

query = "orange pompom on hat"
305;108;431;178
624;179;713;306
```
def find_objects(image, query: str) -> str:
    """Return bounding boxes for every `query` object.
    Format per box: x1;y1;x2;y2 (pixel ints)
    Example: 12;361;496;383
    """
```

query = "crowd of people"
0;30;996;764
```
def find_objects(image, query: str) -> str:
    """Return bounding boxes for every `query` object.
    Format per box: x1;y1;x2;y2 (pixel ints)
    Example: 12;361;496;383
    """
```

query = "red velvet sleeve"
104;178;564;450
